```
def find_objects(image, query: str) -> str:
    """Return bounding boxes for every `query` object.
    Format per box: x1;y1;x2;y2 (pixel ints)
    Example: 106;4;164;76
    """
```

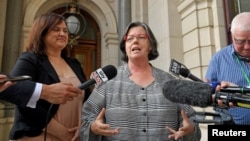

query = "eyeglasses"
123;34;148;42
233;38;250;46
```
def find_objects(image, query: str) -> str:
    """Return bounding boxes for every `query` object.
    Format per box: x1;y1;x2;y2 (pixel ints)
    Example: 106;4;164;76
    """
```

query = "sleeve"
0;52;40;107
10;52;39;80
26;83;42;108
179;104;201;141
182;122;201;141
0;80;36;107
80;86;106;141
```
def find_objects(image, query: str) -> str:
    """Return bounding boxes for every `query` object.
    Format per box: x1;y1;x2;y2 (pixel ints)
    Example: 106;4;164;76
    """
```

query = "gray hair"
230;12;250;34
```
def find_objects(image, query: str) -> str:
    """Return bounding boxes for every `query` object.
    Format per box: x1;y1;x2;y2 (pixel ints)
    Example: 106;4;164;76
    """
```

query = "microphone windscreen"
101;65;117;80
163;79;214;107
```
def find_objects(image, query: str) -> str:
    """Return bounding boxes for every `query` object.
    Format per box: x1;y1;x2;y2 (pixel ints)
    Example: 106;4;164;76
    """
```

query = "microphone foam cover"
163;79;213;107
101;65;117;80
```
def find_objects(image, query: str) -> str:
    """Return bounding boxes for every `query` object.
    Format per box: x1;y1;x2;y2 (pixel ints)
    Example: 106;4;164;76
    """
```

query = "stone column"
1;0;24;127
177;0;214;77
118;0;131;65
2;0;24;74
0;0;7;70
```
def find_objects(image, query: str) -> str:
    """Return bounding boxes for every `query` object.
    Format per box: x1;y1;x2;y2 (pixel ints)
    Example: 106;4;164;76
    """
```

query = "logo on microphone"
169;59;188;77
96;68;108;82
91;72;103;86
169;59;181;76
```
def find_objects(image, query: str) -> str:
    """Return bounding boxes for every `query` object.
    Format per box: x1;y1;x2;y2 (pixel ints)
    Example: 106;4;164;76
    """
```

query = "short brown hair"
119;21;159;62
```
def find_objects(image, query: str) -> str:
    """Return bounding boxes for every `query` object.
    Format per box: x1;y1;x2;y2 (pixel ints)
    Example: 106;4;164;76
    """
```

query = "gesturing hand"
166;109;195;140
90;108;120;136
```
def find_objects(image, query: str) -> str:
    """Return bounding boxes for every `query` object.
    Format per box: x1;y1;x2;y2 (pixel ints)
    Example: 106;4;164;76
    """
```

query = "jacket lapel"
39;55;60;82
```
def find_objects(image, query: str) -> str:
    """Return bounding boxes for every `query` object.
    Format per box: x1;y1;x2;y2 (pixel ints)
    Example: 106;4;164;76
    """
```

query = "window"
224;0;250;44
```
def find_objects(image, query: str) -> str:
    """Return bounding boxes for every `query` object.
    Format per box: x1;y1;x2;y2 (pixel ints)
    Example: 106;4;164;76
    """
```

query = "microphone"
169;59;183;76
163;79;213;107
162;79;250;108
169;59;220;89
179;67;250;94
169;59;190;79
179;68;203;82
179;67;221;90
221;86;250;94
168;59;203;82
78;65;117;90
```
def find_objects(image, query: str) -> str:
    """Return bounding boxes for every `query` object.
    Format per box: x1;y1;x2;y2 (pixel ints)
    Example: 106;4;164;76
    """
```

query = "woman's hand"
90;108;120;136
166;109;195;140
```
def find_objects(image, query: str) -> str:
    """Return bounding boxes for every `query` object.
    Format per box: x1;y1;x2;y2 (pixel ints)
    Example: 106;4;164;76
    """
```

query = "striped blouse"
81;64;201;141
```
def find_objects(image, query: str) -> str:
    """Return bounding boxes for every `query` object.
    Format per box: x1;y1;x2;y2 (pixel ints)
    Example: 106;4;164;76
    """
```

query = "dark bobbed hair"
25;13;68;56
119;21;159;62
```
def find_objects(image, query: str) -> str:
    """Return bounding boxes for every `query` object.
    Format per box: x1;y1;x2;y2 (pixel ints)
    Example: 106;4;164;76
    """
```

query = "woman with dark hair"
81;21;201;141
9;13;91;141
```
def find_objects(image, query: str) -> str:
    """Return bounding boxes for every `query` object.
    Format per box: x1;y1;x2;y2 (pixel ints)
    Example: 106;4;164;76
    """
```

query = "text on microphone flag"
91;72;103;86
96;68;108;82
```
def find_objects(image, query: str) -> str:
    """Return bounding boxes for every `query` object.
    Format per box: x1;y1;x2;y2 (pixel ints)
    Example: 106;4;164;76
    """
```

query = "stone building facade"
0;0;248;140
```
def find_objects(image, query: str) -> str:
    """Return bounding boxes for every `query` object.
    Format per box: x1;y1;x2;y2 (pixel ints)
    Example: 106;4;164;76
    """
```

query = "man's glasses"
233;38;250;46
123;34;148;43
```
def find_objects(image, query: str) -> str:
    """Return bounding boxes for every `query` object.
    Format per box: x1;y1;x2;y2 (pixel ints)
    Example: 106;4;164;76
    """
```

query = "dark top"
9;52;91;139
0;79;36;107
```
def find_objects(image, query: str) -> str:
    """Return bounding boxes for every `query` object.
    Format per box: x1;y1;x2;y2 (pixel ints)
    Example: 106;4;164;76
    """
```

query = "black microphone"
169;59;183;77
179;68;203;82
179;67;220;90
162;79;250;108
179;67;250;94
169;59;220;89
221;86;250;94
78;65;117;90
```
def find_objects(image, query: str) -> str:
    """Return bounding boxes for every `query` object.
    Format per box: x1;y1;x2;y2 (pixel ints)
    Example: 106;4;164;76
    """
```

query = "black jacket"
0;79;36;107
9;52;91;139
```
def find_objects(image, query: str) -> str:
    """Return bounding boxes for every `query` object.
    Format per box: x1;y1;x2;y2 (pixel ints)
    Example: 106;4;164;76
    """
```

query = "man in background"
205;12;250;125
